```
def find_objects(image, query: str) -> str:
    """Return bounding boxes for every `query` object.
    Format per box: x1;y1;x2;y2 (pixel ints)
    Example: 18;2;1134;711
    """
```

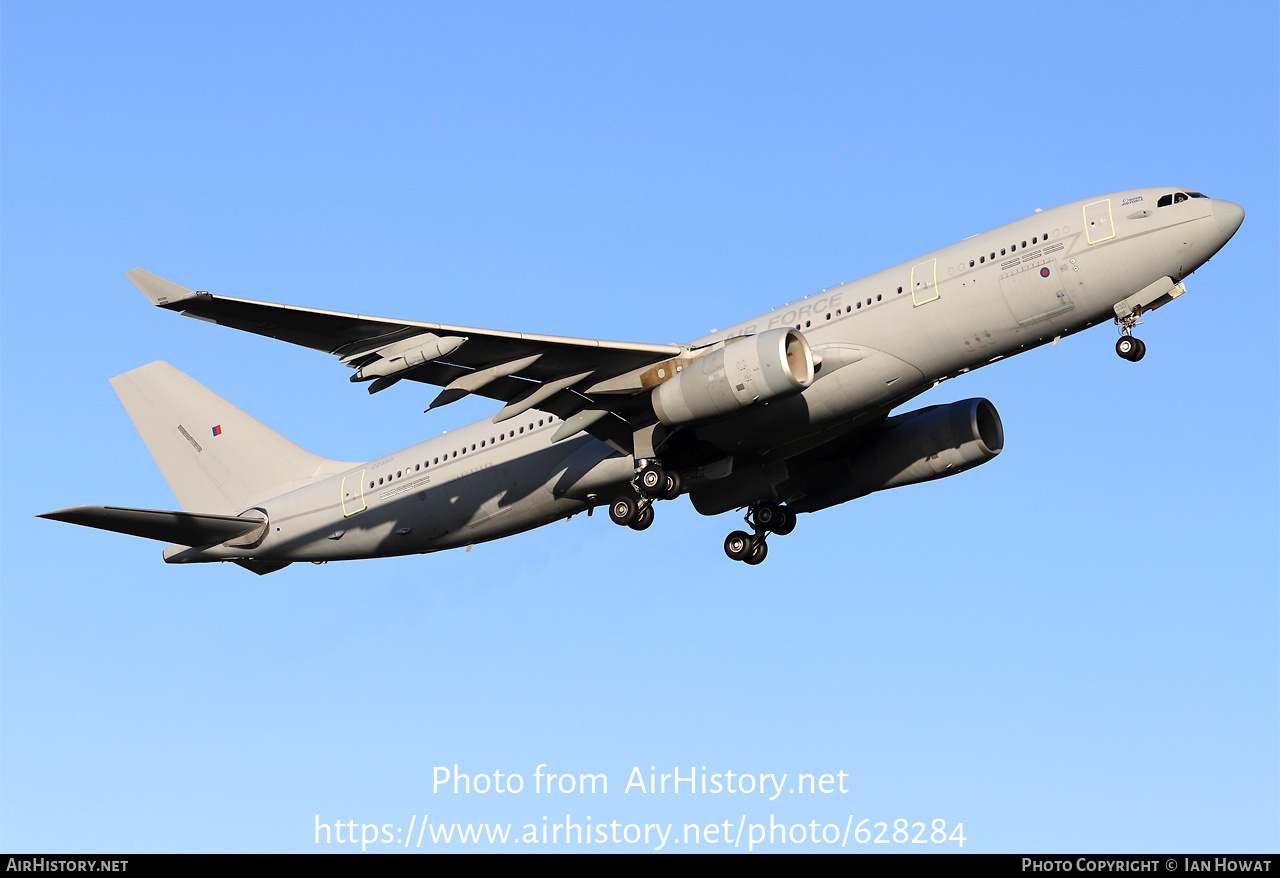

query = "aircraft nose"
1212;199;1245;238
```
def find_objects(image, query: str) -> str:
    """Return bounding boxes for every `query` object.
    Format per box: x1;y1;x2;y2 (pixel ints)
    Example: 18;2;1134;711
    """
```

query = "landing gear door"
911;257;939;306
1084;199;1116;244
341;469;367;517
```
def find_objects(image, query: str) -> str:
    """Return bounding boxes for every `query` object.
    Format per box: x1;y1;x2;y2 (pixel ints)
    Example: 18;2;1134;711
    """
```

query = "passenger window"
969;260;974;267
980;256;985;263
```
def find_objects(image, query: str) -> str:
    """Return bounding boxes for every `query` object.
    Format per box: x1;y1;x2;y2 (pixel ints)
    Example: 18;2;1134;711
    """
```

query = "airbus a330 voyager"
41;188;1244;572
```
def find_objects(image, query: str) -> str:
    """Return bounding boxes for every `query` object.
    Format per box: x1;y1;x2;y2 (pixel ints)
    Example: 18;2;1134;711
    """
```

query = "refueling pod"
350;333;467;381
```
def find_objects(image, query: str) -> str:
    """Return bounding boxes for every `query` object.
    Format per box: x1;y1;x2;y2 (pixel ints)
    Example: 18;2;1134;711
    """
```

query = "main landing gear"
723;502;796;566
607;459;682;531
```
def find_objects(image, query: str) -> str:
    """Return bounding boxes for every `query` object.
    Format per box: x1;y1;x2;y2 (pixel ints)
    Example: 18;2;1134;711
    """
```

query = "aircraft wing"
127;269;684;440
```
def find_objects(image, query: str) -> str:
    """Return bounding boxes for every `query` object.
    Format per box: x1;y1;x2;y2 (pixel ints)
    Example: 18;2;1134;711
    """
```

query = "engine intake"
652;328;814;426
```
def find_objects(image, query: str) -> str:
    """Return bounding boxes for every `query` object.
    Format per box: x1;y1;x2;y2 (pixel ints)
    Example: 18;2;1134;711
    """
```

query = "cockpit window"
1158;191;1205;208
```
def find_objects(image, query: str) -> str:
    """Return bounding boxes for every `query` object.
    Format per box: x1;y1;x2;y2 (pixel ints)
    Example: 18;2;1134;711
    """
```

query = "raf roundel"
1040;267;1051;277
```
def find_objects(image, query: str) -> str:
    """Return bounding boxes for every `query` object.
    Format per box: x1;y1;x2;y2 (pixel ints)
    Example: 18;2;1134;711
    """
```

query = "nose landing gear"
1114;308;1147;362
723;503;796;564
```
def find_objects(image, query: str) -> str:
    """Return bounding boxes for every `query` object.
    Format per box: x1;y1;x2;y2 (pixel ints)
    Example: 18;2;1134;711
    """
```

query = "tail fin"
111;361;355;514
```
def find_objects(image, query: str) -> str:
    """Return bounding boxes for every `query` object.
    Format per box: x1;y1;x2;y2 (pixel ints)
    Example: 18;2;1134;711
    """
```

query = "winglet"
126;268;200;307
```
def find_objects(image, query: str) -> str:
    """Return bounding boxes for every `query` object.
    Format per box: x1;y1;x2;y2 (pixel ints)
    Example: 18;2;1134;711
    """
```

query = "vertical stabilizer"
111;361;354;514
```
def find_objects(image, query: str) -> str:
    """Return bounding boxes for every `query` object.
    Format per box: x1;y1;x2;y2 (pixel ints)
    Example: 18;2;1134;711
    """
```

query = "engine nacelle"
651;328;814;426
790;398;1004;513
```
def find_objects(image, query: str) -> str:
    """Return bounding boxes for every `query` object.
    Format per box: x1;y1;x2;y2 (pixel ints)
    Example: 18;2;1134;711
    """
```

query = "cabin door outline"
911;257;939;306
341;469;367;517
1084;199;1116;244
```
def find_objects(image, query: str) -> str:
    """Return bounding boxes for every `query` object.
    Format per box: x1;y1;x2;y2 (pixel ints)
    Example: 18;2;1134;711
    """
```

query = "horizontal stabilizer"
38;505;264;547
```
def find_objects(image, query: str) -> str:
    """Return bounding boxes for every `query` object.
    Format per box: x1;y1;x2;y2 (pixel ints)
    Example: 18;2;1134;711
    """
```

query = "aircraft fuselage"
161;187;1244;567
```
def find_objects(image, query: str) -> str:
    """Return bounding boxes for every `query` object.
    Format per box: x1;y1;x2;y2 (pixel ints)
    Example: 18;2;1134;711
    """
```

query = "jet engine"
790;398;1004;513
651;328;815;426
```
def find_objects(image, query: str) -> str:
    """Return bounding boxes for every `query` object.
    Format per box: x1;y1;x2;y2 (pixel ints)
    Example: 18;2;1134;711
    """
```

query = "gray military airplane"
40;188;1244;572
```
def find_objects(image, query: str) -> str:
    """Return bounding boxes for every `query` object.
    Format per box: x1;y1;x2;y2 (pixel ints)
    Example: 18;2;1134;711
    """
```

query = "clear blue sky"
3;1;1276;853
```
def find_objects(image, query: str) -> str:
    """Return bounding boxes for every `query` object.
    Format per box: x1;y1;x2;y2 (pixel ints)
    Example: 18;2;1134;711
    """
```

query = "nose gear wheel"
1114;310;1146;362
1116;335;1146;362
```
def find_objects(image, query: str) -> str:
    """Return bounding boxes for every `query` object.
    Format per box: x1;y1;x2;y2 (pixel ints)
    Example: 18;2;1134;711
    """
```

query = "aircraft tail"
110;361;355;514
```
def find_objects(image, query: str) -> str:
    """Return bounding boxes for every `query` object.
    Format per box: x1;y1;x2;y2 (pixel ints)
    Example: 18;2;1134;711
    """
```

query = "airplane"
39;187;1245;572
